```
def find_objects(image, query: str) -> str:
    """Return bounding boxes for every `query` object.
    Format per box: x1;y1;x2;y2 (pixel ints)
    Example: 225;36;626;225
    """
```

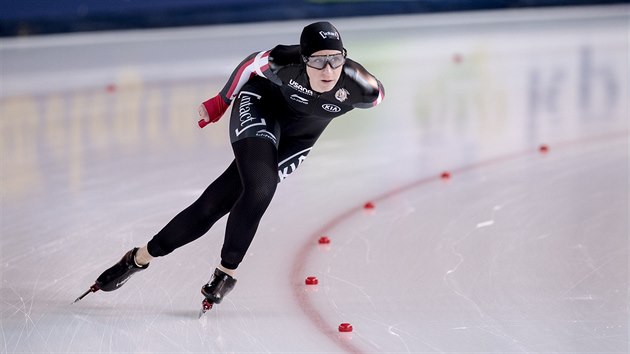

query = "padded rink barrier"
0;0;626;36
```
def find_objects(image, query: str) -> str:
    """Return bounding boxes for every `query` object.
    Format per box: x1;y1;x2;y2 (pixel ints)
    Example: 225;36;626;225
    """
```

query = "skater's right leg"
134;246;152;266
92;162;242;293
146;160;243;257
94;247;149;292
75;246;151;301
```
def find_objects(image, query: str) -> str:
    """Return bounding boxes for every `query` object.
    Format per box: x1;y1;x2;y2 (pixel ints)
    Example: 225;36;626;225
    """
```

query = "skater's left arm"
344;59;385;109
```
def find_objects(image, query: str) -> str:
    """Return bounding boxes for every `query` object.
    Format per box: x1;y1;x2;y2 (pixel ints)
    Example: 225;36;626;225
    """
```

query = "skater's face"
305;49;344;93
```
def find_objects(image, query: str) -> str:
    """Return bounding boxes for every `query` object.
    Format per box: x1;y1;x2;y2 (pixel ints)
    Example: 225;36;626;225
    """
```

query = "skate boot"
74;248;149;303
199;268;237;315
95;247;149;291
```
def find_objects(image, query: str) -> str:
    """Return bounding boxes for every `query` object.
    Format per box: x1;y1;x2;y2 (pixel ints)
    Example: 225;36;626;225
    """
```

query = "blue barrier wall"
0;0;626;36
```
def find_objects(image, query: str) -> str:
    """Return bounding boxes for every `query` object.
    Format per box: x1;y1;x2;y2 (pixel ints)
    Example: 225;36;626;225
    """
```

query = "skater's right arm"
198;50;275;127
198;46;300;127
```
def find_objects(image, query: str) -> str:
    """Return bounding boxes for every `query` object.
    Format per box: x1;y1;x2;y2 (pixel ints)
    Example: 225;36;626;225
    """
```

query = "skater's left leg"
219;138;279;270
199;138;277;311
216;136;319;271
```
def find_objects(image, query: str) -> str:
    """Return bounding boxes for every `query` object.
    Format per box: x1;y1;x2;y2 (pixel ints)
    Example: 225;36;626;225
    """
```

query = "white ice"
1;5;628;353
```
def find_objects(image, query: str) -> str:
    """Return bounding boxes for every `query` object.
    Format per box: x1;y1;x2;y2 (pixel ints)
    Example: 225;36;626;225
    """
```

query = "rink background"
1;5;628;353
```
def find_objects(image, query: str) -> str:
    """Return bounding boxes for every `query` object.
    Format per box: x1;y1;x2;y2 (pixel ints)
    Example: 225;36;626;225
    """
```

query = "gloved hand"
198;95;229;128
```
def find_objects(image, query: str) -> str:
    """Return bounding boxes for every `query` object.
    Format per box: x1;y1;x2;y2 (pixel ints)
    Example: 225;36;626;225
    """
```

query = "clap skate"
73;247;149;303
198;268;237;317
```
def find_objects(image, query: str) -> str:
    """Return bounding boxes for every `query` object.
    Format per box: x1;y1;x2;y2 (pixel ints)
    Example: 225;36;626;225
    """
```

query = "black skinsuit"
147;44;384;269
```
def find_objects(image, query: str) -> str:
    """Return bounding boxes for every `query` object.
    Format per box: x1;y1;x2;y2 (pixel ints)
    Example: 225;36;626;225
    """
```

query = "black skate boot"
74;248;149;303
199;268;237;315
95;247;149;291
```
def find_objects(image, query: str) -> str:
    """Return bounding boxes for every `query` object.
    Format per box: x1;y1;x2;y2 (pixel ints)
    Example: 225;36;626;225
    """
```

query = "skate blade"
72;284;99;304
198;299;213;318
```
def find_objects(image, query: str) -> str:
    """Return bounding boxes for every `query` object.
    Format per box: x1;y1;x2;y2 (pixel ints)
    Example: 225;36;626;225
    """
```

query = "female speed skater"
75;21;385;312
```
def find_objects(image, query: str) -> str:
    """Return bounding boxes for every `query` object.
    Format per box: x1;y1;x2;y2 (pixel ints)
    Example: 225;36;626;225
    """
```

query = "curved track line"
290;129;628;354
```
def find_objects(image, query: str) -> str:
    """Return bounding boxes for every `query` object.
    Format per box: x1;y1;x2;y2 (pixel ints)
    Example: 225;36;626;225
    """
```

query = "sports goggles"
304;53;346;70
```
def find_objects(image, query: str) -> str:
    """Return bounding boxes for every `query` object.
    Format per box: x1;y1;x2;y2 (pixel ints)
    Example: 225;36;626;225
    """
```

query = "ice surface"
1;5;628;353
